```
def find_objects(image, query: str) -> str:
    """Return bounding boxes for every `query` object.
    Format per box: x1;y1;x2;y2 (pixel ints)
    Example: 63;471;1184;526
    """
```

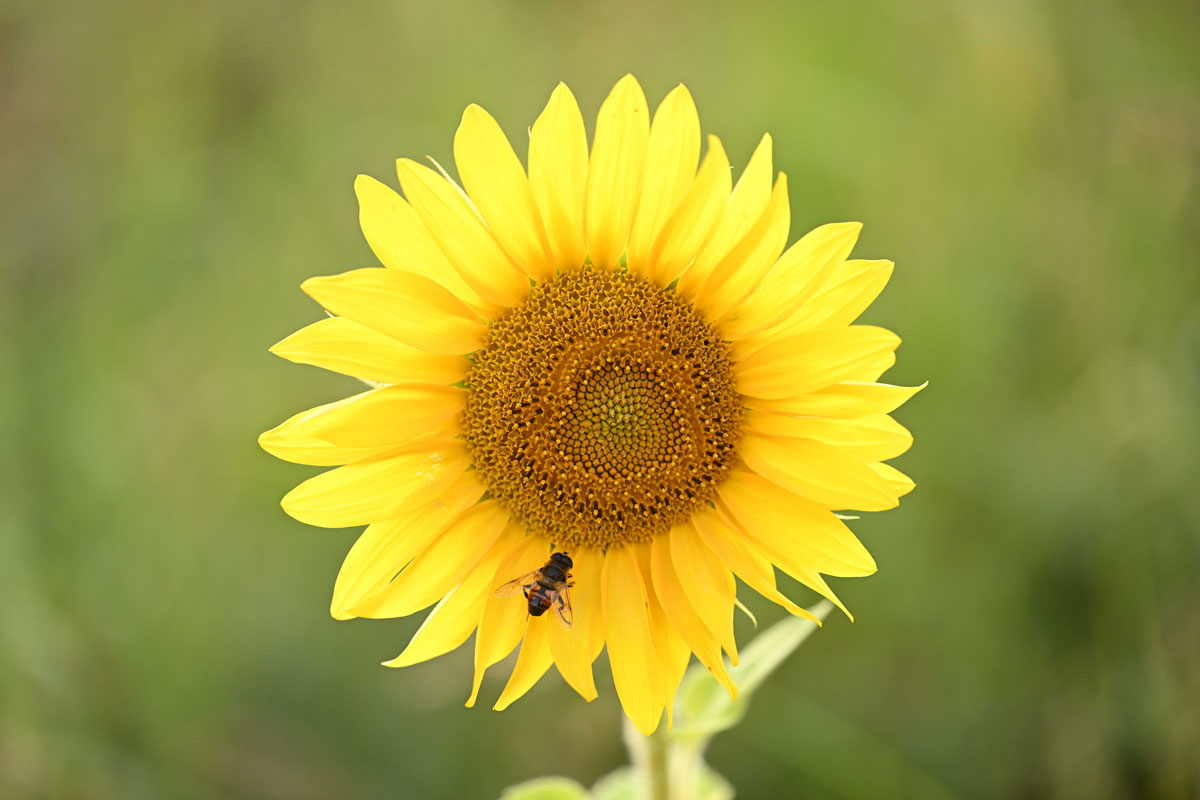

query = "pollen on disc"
463;268;742;549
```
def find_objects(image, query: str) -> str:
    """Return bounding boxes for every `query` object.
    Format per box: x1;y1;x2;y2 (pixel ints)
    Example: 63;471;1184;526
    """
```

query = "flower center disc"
463;268;742;548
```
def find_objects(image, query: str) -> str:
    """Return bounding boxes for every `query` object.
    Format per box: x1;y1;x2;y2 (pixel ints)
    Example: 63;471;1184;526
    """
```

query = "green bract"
498;602;832;800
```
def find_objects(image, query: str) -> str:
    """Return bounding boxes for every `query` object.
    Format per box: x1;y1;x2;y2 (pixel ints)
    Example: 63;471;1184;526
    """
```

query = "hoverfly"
495;552;574;629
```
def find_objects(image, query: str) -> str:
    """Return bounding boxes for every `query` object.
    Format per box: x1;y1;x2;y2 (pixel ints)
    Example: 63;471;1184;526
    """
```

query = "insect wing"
494;570;541;598
552;583;574;630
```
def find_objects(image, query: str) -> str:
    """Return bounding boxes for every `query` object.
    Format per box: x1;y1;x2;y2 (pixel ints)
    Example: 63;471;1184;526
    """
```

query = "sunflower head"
463;266;742;550
261;75;922;735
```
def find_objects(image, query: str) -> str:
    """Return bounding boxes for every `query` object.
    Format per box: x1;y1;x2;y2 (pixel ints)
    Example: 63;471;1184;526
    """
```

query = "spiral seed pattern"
463;268;741;548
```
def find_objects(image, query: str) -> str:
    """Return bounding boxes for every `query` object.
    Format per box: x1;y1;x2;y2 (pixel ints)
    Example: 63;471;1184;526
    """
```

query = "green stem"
646;728;669;800
667;740;703;800
621;717;670;800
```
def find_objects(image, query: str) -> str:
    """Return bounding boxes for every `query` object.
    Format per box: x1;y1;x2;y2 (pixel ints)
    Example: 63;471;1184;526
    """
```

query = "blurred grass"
2;0;1198;797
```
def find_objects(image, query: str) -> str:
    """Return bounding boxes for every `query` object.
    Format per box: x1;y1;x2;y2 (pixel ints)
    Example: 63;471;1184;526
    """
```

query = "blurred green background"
3;0;1198;797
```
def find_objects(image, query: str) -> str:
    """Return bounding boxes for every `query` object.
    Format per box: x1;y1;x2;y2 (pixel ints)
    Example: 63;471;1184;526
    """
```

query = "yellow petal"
292;384;463;449
679;133;773;298
331;470;486;619
800;258;894;331
869;462;916;498
529;83;588;272
626;85;700;277
857;352;899;383
349;500;512;619
638;542;692;728
354;174;489;312
719;500;855;619
649;532;737;700
301;268;483;355
259;392;393;466
467;530;551;707
740;432;902;511
720;222;863;340
548;546;602;702
494;618;554;711
744;411;914;462
734;325;901;400
739;528;855;619
280;443;468;528
661;625;691;730
384;590;477;668
585;75;649;269
602;546;664;736
763;259;894;339
395;158;529;308
695;174;791;321
270;317;468;386
690;508;819;623
668;523;738;663
717;470;878;576
386;522;523;667
454;104;554;282
647;136;731;286
748;380;927;418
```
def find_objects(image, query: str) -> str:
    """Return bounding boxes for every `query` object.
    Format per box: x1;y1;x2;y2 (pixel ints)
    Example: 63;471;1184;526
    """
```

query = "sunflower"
260;75;921;735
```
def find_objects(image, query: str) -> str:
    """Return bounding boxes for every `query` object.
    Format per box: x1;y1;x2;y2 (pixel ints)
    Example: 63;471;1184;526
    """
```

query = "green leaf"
499;776;591;800
672;600;832;740
590;768;635;800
